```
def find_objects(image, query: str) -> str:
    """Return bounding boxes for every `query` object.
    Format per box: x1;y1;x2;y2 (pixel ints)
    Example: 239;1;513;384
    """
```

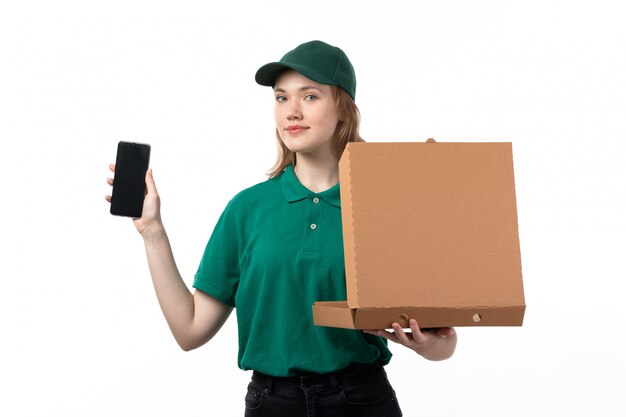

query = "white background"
1;1;625;416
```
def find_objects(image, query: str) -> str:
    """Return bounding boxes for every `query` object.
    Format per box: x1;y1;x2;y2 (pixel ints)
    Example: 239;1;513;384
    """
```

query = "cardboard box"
312;141;525;329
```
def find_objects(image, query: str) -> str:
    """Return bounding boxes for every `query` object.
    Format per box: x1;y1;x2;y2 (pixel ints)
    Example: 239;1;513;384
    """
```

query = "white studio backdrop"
1;1;625;416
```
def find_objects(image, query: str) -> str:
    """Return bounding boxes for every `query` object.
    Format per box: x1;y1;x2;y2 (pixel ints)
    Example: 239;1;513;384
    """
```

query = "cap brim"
255;62;337;88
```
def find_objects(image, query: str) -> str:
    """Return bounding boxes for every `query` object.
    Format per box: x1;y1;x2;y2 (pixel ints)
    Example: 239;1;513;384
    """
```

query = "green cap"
255;40;356;100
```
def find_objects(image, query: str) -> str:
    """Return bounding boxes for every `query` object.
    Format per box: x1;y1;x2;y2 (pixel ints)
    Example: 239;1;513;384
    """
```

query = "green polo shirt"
193;164;392;377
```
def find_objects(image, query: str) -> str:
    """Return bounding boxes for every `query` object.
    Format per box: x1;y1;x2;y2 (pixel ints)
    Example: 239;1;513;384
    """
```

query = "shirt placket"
301;194;322;255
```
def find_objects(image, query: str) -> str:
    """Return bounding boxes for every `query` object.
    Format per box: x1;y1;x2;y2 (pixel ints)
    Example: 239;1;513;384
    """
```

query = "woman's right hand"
106;164;164;237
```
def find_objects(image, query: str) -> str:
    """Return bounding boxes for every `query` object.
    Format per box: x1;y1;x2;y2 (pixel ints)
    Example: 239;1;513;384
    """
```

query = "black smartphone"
110;141;151;218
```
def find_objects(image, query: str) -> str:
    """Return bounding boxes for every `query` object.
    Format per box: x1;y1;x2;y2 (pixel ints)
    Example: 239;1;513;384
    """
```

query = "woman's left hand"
363;319;457;361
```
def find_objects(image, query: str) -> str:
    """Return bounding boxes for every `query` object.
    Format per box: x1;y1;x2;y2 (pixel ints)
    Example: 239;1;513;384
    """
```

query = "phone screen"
110;141;151;218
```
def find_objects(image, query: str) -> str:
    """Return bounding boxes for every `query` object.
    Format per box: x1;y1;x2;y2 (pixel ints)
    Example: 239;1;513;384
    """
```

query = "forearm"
142;225;197;347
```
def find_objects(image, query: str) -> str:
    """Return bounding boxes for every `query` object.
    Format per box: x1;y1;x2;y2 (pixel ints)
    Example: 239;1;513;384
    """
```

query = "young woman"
106;40;457;417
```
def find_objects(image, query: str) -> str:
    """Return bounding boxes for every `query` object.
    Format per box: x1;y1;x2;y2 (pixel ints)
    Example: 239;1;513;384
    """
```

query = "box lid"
339;142;525;310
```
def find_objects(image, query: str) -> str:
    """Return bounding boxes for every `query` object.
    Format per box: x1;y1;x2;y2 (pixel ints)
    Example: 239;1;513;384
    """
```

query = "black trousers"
244;361;403;417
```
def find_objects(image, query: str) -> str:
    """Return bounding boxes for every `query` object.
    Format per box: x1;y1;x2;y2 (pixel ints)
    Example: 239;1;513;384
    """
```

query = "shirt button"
310;223;317;230
313;197;320;204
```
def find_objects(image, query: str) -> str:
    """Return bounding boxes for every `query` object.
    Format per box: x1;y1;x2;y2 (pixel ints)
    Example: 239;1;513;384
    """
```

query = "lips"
286;125;309;134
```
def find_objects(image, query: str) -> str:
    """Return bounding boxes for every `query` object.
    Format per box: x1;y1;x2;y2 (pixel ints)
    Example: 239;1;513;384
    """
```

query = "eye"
304;94;317;101
275;95;286;103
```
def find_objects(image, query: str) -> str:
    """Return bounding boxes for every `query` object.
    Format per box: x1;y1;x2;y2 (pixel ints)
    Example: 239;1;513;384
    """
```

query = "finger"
109;163;116;173
105;195;111;203
107;178;113;186
373;329;399;344
392;322;413;346
409;319;427;344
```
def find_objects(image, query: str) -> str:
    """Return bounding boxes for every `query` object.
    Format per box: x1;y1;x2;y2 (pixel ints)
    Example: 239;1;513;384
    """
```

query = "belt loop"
329;374;340;389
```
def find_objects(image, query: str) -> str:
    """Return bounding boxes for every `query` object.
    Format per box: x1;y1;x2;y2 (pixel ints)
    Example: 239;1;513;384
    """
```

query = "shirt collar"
281;164;341;208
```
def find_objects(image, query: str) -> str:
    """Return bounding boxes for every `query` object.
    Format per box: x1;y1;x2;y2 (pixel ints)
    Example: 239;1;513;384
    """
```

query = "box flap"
312;301;356;329
340;142;524;310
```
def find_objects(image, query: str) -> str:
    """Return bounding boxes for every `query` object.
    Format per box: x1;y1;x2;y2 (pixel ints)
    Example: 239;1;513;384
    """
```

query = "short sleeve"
193;200;241;307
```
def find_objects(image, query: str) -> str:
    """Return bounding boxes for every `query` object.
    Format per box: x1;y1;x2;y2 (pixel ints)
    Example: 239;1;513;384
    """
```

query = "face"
273;70;340;158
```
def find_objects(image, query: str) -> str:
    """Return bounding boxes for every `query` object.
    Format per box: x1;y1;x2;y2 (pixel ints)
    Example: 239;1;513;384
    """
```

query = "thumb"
145;168;157;194
436;327;455;338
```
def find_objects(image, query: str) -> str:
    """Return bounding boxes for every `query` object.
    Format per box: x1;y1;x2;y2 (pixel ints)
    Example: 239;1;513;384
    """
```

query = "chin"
281;138;329;156
282;141;310;154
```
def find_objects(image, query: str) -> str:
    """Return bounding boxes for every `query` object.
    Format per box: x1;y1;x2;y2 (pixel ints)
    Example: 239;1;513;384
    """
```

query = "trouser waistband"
251;360;383;391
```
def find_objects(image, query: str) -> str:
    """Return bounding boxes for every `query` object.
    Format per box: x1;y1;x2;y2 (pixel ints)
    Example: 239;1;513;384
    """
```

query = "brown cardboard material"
312;141;525;329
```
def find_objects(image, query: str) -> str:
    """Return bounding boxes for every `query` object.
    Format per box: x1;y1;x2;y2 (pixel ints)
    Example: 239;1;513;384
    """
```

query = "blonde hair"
267;85;365;178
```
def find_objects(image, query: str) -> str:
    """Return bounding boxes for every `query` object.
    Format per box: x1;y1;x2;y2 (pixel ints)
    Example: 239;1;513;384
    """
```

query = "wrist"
141;222;167;242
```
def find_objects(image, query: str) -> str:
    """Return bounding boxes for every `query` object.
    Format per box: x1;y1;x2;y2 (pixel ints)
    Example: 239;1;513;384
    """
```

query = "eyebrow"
274;85;325;93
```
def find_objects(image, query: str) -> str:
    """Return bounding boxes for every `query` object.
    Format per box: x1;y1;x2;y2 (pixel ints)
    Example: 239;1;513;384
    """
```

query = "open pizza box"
312;140;525;329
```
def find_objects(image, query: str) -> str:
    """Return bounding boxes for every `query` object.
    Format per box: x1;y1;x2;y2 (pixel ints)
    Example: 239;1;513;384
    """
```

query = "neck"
293;153;340;193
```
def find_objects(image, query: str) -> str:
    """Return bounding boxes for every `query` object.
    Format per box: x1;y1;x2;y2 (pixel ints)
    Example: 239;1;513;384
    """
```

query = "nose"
286;101;302;120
